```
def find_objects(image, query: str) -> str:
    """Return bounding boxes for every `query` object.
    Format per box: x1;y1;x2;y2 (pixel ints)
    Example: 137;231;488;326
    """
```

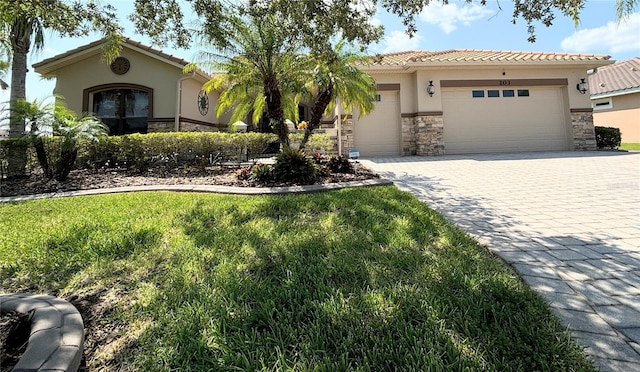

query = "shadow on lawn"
129;187;592;370
0;222;162;294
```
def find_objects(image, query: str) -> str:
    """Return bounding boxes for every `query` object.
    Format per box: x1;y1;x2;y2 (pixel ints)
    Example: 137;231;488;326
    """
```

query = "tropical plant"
272;147;317;185
299;41;377;150
185;12;306;149
8;97;56;177
0;0;122;176
49;105;108;181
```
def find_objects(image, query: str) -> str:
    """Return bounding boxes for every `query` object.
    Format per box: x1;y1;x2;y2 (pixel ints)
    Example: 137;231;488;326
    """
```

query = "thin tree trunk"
54;148;77;182
7;24;31;177
300;86;333;151
33;137;51;179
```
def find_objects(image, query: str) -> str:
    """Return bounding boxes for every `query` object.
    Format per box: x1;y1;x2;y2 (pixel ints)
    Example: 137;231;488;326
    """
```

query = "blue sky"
3;0;639;104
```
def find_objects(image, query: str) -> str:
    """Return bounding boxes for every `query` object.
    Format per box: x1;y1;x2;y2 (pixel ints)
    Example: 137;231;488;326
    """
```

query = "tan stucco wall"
593;93;640;142
180;78;218;125
364;66;593;114
593;94;640;143
52;48;183;118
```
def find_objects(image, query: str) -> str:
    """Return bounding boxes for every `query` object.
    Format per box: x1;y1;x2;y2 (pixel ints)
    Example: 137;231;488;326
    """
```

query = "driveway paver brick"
362;151;640;372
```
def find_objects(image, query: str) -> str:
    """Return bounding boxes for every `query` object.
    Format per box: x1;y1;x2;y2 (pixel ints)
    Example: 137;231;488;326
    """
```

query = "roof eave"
33;39;190;76
591;86;640;99
360;59;613;71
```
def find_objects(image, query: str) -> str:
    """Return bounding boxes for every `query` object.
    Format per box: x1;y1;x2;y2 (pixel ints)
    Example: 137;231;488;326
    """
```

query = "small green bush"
272;147;317;185
251;163;273;183
595;126;621;149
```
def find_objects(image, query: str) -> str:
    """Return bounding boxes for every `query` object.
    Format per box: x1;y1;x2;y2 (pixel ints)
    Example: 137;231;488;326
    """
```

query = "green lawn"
620;143;640;151
0;187;595;371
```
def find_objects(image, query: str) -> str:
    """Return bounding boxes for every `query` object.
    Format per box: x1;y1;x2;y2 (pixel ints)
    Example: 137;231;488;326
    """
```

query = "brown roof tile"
364;49;611;67
588;57;640;96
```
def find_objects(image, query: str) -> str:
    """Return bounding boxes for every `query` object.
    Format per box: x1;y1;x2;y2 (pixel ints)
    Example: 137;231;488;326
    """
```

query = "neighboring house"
588;57;640;143
33;39;612;156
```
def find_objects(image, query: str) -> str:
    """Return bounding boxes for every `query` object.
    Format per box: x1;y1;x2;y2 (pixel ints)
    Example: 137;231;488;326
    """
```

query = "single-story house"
588;57;640;143
33;38;229;135
33;38;612;156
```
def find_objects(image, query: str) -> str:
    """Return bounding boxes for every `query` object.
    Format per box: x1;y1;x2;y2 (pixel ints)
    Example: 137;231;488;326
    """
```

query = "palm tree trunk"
7;21;31;177
54;148;77;182
264;76;289;148
300;86;333;150
33;137;51;179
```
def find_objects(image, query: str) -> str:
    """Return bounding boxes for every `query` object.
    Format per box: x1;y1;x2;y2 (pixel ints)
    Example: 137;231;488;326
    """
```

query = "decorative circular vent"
110;57;130;75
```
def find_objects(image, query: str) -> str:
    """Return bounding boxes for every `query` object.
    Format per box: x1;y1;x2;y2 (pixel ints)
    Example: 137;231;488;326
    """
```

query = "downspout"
175;71;196;132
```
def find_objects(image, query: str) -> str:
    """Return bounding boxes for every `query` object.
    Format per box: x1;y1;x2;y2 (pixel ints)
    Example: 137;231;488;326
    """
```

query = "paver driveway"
361;151;640;372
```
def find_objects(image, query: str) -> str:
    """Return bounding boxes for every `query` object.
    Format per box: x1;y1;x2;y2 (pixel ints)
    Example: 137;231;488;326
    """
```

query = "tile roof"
363;49;611;67
588;57;640;96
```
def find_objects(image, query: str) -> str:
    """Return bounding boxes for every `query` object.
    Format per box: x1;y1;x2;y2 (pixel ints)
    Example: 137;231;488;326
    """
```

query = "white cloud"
418;3;493;34
382;30;422;53
561;13;640;54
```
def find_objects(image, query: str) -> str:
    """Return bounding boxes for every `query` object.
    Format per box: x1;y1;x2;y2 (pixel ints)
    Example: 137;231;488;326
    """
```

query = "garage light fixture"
427;81;435;97
576;78;588;94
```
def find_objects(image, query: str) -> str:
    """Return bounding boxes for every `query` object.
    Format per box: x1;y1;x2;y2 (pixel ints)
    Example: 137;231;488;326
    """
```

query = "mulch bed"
0;163;380;197
0;310;33;372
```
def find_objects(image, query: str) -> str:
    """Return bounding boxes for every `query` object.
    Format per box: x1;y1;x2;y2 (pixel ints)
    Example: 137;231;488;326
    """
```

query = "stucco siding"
180;78;218;126
593;93;640;142
594;108;640;142
53;49;181;118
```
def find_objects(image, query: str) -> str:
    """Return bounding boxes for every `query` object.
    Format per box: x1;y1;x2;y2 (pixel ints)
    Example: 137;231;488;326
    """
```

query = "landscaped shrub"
289;133;334;154
0;138;38;178
251;163;273;183
326;155;354;173
76;132;278;170
595;126;621;149
272;147;318;185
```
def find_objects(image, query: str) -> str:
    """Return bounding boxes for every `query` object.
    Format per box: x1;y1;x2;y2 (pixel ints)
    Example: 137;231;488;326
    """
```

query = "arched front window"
84;84;152;135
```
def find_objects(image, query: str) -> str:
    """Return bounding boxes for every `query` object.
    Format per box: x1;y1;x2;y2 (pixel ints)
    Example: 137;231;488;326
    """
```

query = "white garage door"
353;91;401;156
442;87;568;154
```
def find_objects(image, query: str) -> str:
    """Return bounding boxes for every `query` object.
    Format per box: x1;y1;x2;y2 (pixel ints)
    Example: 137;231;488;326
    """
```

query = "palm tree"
51;104;107;181
186;13;306;149
9;97;56;178
299;41;377;151
0;0;122;177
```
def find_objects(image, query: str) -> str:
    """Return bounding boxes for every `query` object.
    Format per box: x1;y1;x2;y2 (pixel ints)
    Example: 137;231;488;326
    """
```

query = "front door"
92;88;149;135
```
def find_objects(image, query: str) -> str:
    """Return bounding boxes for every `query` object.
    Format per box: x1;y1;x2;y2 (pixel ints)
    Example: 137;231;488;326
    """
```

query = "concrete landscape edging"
0;293;84;372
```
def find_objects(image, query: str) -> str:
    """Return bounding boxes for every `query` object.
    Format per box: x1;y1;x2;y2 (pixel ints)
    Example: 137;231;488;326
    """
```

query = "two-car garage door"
352;85;569;156
442;86;568;154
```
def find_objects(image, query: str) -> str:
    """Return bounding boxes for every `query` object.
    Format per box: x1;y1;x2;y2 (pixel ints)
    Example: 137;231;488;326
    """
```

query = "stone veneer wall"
571;110;597;151
148;121;174;132
402;113;445;156
180;122;219;132
339;117;354;156
148;121;220;133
